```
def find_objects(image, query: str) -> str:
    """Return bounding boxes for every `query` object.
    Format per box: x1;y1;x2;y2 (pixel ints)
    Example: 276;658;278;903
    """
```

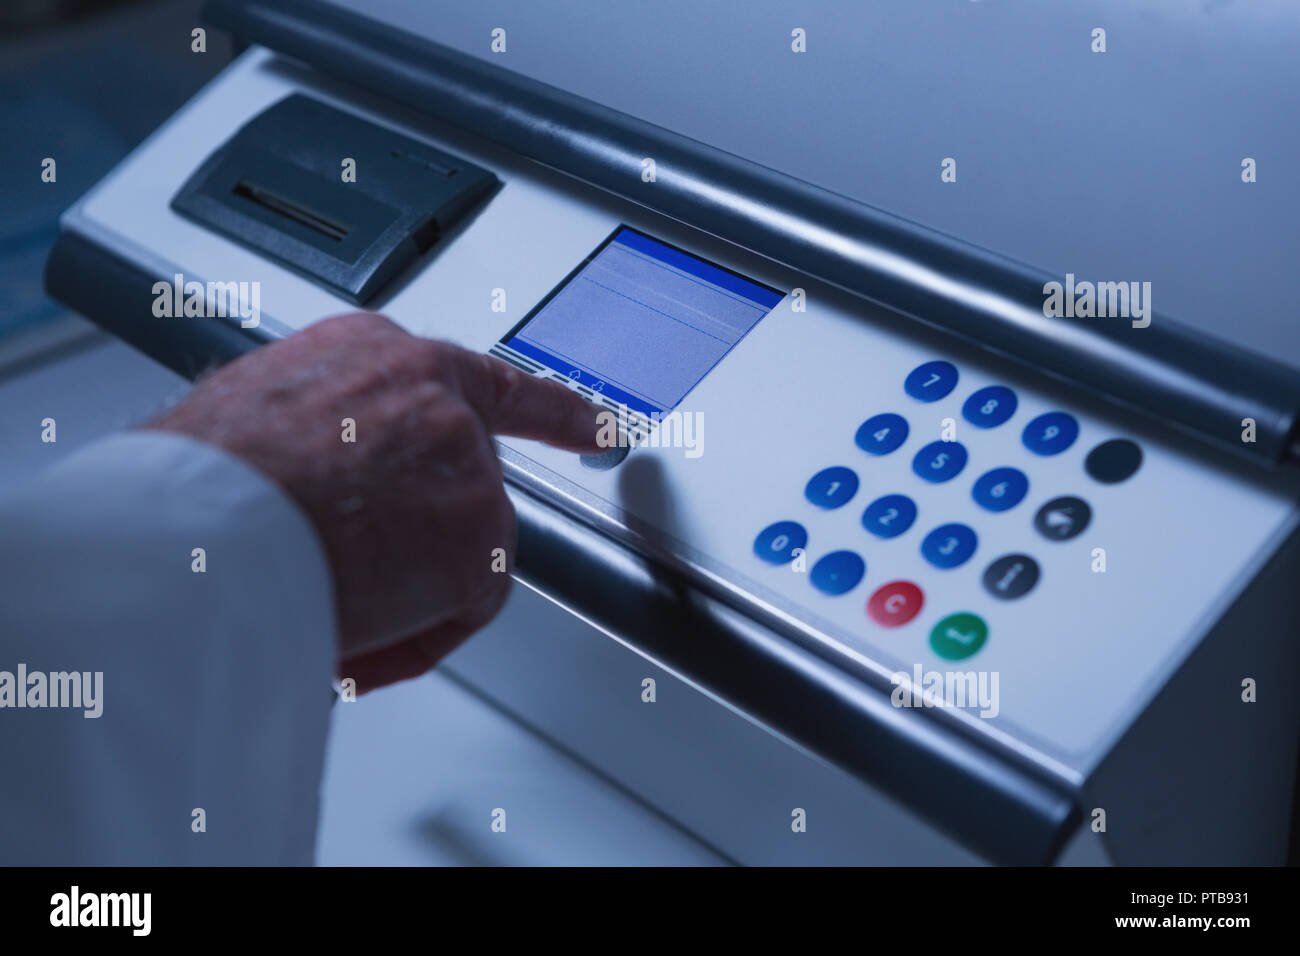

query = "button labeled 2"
862;494;917;539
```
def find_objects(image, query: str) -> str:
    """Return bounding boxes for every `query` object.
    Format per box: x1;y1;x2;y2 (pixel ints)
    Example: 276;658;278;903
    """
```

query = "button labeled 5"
911;440;968;483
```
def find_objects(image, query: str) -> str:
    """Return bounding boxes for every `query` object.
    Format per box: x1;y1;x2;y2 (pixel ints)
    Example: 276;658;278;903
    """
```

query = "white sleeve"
0;430;337;865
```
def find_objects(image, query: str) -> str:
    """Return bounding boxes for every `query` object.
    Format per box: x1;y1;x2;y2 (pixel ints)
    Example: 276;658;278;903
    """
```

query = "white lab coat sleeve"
0;430;337;865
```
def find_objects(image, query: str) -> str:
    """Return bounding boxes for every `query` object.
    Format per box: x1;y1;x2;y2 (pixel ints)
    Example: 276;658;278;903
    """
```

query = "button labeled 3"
920;523;978;569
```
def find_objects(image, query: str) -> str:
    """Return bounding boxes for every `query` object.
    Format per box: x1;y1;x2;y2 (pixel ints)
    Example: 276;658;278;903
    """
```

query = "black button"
1085;438;1142;484
1033;495;1091;541
982;553;1040;600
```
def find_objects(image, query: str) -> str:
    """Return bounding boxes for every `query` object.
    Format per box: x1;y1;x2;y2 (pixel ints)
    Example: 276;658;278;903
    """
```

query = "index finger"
445;344;609;453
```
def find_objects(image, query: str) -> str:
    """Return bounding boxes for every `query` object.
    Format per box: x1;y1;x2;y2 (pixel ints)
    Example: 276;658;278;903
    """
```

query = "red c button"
867;580;924;627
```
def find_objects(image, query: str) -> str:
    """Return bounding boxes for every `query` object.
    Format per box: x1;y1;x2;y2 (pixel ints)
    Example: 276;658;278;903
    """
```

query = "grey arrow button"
1033;495;1091;542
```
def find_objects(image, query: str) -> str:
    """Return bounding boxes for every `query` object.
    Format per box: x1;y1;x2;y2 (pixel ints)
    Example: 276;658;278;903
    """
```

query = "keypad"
750;357;1142;659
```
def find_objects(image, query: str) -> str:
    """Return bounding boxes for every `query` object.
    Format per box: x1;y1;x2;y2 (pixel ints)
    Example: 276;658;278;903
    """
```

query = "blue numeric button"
855;413;909;456
911;440;968;483
805;466;859;509
962;385;1017;428
921;523;978;569
810;550;866;595
904;360;958;402
1022;411;1079;456
862;494;917;539
754;521;808;564
972;467;1029;512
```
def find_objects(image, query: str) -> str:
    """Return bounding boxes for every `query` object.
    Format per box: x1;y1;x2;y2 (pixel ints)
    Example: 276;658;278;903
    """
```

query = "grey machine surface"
43;0;1300;864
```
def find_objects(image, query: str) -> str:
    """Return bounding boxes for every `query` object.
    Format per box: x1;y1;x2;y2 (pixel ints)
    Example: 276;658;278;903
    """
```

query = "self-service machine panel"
47;30;1300;864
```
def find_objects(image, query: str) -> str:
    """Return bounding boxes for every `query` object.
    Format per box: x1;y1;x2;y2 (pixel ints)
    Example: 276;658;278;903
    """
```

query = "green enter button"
929;613;988;660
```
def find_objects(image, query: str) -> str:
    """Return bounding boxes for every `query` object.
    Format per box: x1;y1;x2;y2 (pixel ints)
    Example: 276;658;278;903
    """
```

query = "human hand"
145;312;604;691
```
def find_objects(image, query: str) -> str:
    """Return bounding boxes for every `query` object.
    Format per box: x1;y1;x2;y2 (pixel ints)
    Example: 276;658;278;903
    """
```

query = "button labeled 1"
867;580;924;627
805;466;859;509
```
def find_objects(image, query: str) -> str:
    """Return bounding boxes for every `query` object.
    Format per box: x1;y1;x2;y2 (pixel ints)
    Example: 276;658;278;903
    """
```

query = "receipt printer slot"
231;179;352;243
172;94;497;303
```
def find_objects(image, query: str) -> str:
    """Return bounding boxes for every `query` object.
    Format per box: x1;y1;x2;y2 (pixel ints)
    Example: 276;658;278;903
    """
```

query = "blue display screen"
501;227;785;417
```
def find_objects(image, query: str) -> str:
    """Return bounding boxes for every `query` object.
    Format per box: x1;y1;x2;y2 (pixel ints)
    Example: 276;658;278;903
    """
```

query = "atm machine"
44;1;1300;865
